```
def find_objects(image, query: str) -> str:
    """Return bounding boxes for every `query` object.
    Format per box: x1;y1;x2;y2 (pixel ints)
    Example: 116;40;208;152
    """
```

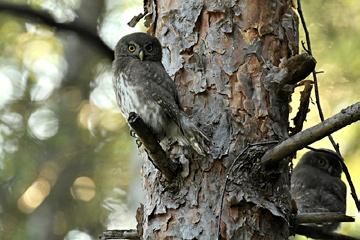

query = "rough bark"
140;0;298;239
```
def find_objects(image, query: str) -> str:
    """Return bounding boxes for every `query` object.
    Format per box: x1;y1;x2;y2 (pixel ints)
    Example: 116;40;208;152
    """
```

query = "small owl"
290;149;346;232
112;32;209;155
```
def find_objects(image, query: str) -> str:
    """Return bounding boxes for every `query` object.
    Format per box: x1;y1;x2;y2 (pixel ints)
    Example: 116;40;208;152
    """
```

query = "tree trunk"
140;0;298;239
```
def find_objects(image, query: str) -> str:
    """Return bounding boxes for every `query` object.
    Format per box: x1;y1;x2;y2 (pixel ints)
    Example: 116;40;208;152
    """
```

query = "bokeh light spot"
70;176;96;202
0;72;14;108
62;88;82;111
78;102;124;134
64;230;92;240
17;178;51;214
78;102;99;131
28;108;59;140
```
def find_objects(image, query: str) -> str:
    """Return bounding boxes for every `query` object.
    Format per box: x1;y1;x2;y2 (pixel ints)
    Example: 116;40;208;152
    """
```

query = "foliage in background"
0;0;143;239
291;0;360;238
0;0;358;239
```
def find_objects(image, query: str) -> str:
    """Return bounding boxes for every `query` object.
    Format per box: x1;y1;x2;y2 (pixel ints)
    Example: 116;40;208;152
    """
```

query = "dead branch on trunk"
279;53;316;86
127;112;181;181
128;10;148;27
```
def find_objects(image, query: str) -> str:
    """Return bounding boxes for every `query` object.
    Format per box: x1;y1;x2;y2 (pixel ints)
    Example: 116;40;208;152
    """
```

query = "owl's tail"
179;113;210;156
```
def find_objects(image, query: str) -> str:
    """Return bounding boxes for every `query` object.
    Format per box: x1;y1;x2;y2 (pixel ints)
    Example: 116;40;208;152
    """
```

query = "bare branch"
294;212;354;225
0;2;113;59
297;1;313;55
100;229;139;240
128;112;180;181
291;225;360;240
261;102;360;165
297;0;360;212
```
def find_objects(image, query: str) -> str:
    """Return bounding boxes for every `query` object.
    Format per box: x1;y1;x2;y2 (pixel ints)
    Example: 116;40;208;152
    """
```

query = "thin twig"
0;2;113;59
216;140;278;239
297;0;360;211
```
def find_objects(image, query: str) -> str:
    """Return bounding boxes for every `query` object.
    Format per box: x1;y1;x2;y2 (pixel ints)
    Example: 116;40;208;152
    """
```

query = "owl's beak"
138;50;144;61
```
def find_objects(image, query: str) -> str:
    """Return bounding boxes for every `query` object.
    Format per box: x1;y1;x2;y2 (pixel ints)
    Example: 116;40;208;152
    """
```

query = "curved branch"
262;102;360;165
0;2;114;59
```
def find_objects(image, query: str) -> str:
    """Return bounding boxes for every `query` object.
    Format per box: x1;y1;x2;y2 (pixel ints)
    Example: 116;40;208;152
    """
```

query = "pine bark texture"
140;0;299;239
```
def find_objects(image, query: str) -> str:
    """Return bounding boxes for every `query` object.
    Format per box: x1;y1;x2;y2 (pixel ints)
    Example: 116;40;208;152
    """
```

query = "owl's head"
296;149;343;178
114;32;162;62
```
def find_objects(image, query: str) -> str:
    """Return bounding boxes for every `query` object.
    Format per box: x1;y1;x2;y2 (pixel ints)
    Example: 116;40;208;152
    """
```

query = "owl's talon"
136;139;142;147
130;130;138;138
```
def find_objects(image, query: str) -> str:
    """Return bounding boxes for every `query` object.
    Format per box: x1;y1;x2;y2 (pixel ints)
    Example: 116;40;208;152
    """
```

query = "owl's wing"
321;179;347;212
142;61;209;155
151;62;180;103
290;168;329;212
142;61;181;121
291;168;314;194
291;167;347;213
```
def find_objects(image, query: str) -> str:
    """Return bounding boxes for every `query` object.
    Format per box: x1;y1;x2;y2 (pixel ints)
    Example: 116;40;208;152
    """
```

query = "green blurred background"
0;0;358;239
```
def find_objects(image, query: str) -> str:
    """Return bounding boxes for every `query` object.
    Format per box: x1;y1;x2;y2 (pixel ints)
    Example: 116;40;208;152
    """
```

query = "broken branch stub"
280;53;317;86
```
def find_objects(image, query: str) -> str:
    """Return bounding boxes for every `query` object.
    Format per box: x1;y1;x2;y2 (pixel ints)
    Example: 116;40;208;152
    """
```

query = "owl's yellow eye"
128;44;136;52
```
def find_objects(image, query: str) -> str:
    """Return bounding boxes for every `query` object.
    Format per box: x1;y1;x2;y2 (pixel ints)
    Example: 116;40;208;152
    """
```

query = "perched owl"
291;149;346;232
112;32;209;155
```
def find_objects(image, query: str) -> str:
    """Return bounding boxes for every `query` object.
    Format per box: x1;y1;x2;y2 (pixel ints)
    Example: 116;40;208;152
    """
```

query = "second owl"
291;149;346;231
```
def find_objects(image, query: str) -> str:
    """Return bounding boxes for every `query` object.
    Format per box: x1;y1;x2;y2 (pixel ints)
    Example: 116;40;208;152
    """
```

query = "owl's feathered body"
113;32;209;155
291;149;346;232
113;60;172;137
